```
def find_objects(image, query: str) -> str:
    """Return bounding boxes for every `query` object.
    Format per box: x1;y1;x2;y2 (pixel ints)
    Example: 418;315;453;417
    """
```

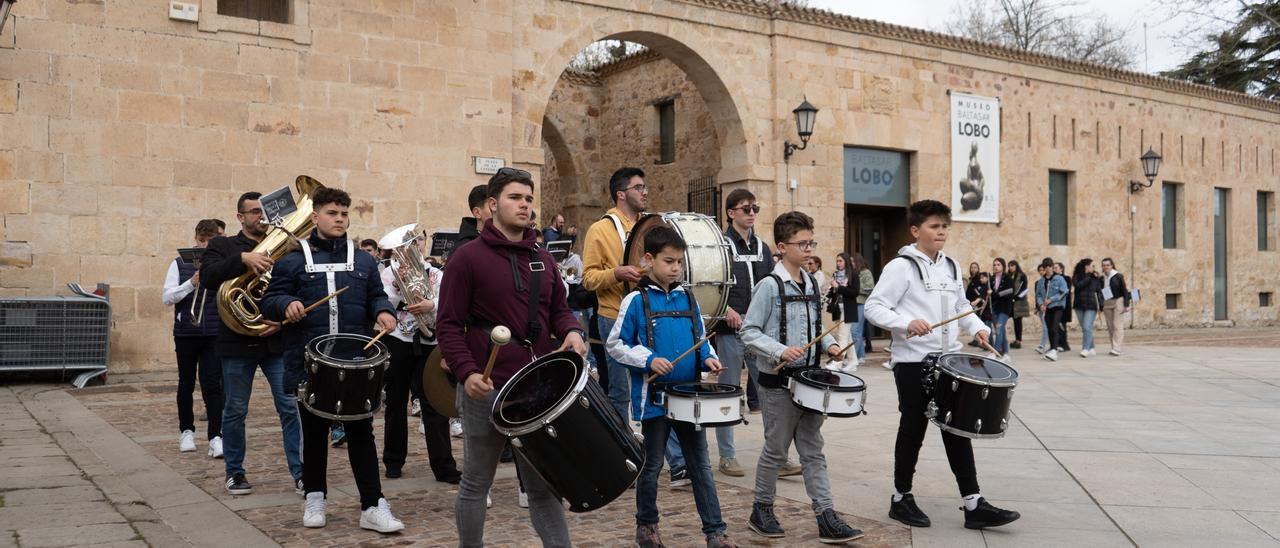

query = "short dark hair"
237;192;262;213
467;184;488;211
1101;257;1115;266
486;172;534;201
212;219;226;231
773;211;814;245
312;187;351;209
360;238;378;249
643;225;686;256
608;167;645;201
907;199;951;227
1039;258;1055;270
194;219;221;238
725;188;756;211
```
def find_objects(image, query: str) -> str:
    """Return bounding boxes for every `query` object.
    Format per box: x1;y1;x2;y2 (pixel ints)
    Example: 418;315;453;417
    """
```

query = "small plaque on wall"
474;156;505;175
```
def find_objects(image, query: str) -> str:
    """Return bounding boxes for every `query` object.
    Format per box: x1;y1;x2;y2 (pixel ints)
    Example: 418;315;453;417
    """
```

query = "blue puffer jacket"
606;278;717;421
261;233;394;380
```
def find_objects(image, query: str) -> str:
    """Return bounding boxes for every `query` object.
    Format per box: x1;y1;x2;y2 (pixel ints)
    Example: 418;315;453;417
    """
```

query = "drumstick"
834;339;856;358
773;322;843;372
362;327;389;350
646;333;716;383
904;309;976;339
480;325;513;383
282;287;348;325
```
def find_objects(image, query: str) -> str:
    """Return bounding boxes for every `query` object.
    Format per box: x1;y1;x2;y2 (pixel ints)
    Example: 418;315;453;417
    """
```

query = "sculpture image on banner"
950;92;1000;223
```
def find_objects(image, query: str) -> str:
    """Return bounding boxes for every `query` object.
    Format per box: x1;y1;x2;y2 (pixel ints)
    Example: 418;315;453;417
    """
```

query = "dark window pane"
658;101;675;164
1048;171;1068;245
218;0;290;23
1162;183;1179;249
1259;191;1273;251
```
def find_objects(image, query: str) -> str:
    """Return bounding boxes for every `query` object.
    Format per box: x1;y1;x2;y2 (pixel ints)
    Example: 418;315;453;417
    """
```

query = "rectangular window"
657;101;675;164
217;0;290;23
1261;292;1273;307
1162;182;1183;249
1165;293;1182;310
1259;191;1275;251
1048;171;1069;245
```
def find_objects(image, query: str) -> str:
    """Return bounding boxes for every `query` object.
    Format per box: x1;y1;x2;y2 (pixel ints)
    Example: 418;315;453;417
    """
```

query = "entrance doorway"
845;204;908;343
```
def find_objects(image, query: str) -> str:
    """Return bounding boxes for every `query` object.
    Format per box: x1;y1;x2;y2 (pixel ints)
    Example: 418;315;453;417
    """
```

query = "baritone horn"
216;175;324;336
379;223;437;338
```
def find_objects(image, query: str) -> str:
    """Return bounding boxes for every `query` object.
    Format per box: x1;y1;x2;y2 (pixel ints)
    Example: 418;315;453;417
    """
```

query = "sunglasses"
489;167;532;183
731;204;761;214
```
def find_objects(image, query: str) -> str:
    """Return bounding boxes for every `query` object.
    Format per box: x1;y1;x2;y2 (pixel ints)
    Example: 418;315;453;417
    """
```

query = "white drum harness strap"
300;240;355;335
896;253;960;353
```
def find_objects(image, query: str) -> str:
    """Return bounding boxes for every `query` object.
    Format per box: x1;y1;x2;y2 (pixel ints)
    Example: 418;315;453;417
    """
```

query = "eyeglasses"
625;184;648;194
784;240;818;251
239;208;263;215
731;204;761;214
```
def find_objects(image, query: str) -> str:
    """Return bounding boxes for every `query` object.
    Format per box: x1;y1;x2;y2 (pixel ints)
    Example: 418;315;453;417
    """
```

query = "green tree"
1161;1;1279;99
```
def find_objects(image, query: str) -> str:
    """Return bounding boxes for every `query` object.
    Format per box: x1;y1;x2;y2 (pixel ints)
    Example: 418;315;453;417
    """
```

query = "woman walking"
988;258;1015;359
1100;258;1131;356
826;253;860;372
851;253;874;367
1007;260;1030;349
1072;259;1104;357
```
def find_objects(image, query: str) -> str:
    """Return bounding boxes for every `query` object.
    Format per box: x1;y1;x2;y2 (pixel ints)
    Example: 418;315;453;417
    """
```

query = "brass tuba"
379;223;437;338
216;175;324;336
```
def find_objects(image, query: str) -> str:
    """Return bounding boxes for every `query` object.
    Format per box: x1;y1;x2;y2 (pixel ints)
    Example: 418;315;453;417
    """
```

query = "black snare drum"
491;351;643;512
299;334;389;421
922;352;1018;439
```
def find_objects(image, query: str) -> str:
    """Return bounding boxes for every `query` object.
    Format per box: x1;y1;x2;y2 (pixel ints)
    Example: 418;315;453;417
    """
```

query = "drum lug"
544;423;557;438
694;424;703;432
981;387;989;400
625;459;637;473
975;418;983;432
925;400;938;419
693;398;702;421
309;363;317;374
511;437;522;448
368;368;375;380
336;400;343;414
338;370;346;383
944;410;952;424
307;392;315;406
579;396;590;409
365;399;372;411
822;388;831;413
1000;418;1008;431
951;380;959;392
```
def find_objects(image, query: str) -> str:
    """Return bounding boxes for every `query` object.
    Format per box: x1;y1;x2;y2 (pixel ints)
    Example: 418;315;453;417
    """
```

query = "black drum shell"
299;334;388;421
492;352;643;513
924;353;1017;439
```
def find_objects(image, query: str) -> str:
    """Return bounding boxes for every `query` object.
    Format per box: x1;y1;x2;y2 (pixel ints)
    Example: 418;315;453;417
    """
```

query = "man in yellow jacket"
582;167;649;421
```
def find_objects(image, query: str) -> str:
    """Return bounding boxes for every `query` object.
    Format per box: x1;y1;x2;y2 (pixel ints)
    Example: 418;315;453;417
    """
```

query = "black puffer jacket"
1073;273;1105;311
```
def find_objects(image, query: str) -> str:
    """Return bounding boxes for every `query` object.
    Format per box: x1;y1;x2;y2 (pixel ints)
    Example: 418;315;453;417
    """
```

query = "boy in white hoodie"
864;200;1020;530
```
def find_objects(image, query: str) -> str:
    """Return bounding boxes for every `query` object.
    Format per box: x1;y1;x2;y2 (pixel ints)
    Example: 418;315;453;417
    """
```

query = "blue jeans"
713;333;747;460
221;354;302;481
597;315;630;422
1077;308;1098;351
850;304;867;359
638;417;725;537
1039;312;1049;349
992;312;1010;354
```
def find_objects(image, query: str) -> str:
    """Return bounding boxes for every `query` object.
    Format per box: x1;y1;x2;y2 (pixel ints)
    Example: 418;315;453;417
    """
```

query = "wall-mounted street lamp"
1127;148;1164;193
783;98;818;164
0;0;16;36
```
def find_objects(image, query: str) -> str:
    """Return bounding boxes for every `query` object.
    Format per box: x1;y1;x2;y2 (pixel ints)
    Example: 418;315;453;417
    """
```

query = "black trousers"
175;336;222;439
1046;307;1068;349
300;405;383;509
383;337;460;481
1013;317;1024;341
893;362;979;496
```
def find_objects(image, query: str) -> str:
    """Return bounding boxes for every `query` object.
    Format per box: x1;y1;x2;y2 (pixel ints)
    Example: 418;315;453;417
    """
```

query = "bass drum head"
493;352;585;430
307;333;387;367
669;382;742;397
936;354;1018;385
794;369;866;392
623;213;730;331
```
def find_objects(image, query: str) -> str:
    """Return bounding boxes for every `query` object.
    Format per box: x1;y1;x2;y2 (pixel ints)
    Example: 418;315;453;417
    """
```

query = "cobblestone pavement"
69;379;910;547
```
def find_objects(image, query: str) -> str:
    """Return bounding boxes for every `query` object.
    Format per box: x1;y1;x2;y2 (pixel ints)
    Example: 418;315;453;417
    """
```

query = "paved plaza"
1;327;1278;547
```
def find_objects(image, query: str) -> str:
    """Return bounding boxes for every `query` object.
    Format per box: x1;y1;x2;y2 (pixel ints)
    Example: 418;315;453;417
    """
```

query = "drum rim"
491;351;589;437
932;352;1019;387
305;333;389;369
296;383;383;421
792;369;866;392
930;419;1009;439
666;382;743;397
790;400;866;418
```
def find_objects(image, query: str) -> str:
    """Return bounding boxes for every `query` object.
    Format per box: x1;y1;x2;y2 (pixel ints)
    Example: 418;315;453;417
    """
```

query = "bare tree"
567;40;647;73
1161;0;1279;99
939;0;1139;69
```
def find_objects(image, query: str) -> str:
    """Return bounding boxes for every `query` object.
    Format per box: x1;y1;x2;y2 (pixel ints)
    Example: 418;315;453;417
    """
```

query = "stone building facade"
0;0;1275;372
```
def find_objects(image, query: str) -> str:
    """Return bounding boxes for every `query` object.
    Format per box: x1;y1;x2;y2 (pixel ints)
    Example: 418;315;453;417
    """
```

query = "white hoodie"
864;244;989;367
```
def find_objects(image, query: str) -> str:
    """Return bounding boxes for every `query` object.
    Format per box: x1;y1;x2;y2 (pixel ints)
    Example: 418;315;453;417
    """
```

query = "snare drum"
922;352;1018;439
491;351;643;512
298;333;389;421
664;383;745;429
624;212;731;330
789;369;867;417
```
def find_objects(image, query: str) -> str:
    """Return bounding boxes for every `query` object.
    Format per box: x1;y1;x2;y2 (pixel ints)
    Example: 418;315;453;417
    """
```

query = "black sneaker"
963;497;1020;529
385;466;402;479
748;502;785;538
225;473;252;495
888;494;931;527
816;508;863;544
669;467;691;489
499;444;515;463
437;470;462;484
1010;341;1022;349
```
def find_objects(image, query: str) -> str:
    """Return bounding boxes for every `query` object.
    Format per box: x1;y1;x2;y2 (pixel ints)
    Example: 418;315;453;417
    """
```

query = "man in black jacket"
199;192;303;496
453;184;490;251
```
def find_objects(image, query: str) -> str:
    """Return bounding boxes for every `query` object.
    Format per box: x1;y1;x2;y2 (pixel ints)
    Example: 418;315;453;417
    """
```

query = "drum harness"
898;253;997;384
637;285;703;407
300;239;355;336
757;271;822;389
467;247;544;359
726;229;765;289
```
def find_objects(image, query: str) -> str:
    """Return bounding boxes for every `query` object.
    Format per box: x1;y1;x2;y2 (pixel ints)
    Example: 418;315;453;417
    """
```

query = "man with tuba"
163;218;225;458
200;192;304;496
377;224;461;484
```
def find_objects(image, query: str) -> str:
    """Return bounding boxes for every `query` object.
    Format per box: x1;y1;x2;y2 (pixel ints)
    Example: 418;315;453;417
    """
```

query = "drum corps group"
175;166;1022;547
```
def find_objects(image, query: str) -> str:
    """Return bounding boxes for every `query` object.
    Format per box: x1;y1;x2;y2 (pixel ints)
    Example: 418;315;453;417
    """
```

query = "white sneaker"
1044;350;1058;362
858;358;866;367
486;490;492;508
417;422;425;435
1109;349;1121;356
295;478;305;496
302;492;327;528
518;489;529;508
409;398;421;417
449;419;463;438
208;436;223;458
1034;345;1045;354
359;498;404;533
1088;349;1097;356
179;430;196;452
1080;349;1089;358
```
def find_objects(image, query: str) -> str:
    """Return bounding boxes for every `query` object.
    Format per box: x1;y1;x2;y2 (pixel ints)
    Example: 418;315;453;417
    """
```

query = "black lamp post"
783;98;818;163
1128;148;1163;193
0;0;15;36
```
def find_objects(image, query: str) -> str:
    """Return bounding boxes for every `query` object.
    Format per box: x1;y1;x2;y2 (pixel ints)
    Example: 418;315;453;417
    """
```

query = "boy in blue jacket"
606;226;735;548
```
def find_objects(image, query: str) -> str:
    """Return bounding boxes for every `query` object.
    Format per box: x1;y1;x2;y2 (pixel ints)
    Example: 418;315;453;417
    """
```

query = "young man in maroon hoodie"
436;167;588;547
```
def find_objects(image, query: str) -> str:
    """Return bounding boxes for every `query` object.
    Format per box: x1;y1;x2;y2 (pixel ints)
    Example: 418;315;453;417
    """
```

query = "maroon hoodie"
437;219;582;389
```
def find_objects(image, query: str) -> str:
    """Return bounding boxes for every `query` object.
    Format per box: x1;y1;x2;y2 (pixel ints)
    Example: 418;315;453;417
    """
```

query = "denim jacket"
1035;274;1069;309
740;262;837;383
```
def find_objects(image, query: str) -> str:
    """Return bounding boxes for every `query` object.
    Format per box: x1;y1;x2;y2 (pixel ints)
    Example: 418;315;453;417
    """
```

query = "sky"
805;0;1212;73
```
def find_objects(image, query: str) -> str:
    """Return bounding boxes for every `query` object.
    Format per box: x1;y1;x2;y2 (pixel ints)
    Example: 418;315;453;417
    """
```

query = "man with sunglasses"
200;192;304;496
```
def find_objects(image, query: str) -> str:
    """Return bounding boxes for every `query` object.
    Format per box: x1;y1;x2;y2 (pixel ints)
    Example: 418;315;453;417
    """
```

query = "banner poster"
950;92;1000;223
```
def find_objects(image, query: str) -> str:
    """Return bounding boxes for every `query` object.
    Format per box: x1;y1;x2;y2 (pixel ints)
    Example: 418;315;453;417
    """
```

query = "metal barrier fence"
686;175;720;223
0;290;110;388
